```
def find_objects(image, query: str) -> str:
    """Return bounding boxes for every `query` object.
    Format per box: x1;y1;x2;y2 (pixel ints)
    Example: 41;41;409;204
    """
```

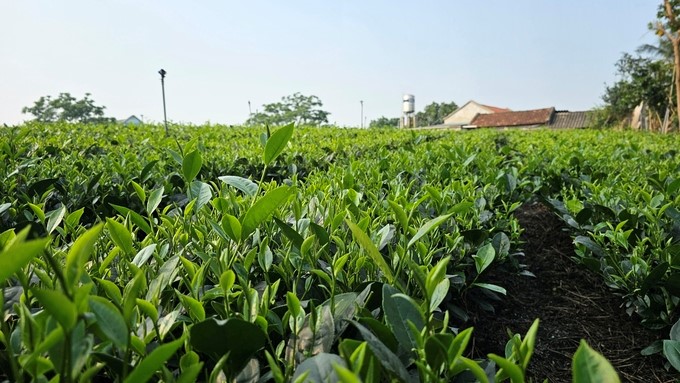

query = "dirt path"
468;201;676;382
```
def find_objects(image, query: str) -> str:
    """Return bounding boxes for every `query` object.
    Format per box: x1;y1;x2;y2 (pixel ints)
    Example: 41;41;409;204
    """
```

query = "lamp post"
360;100;364;128
159;69;168;136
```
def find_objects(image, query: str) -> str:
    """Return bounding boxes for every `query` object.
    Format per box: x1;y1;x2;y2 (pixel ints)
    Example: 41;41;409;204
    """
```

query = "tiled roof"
482;105;511;113
550;111;591;129
471;107;555;127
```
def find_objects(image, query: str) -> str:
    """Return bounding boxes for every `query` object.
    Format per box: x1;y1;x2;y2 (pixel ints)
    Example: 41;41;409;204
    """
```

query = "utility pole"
159;69;168;136
360;100;364;128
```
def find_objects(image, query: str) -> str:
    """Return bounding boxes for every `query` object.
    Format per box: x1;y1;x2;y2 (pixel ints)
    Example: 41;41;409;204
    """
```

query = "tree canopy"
655;0;680;131
246;93;330;126
416;101;458;127
368;116;400;128
602;53;673;126
22;93;115;124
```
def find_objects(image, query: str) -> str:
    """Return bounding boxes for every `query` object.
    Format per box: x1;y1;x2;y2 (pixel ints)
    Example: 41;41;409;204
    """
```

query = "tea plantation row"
1;122;677;382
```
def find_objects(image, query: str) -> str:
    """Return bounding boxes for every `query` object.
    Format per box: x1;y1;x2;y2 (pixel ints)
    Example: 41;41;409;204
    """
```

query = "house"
468;107;593;129
120;115;143;126
443;100;510;127
469;107;555;129
550;111;592;129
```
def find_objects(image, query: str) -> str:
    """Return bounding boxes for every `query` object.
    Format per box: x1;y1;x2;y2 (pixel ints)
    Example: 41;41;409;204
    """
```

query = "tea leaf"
472;282;506;295
0;230;48;286
189;181;212;209
382;285;424;357
89;295;128;349
346;220;394;283
473;243;495;275
190;318;266;376
407;213;453;248
45;204;66;235
264;123;294;165
123;334;186;383
146;186;164;214
33;289;77;330
489;353;524;383
241;186;293;239
222;214;242;243
572;340;620;382
292;353;345;383
348;319;411;382
132;244;157;267
219;175;259;197
106;218;134;255
182;150;202;183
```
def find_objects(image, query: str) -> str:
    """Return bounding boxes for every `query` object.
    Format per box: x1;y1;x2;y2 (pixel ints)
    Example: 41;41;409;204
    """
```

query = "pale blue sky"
1;1;658;126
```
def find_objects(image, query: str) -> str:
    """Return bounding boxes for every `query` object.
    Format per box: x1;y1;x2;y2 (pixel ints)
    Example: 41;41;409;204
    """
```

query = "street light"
159;69;168;136
360;100;364;128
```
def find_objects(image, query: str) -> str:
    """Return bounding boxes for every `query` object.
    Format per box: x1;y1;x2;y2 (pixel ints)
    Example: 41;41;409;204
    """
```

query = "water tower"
400;94;416;128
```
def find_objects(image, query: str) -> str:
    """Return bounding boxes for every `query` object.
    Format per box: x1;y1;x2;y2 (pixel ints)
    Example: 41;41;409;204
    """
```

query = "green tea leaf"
89;295;128;349
670;318;680;341
65;223;103;286
273;217;304;249
382;284;424;359
123;334;186;383
664;340;680;372
388;200;408;231
346;220;394;283
0;230;48;286
264;123;294;165
473;243;495;274
189;181;212;209
107;218;134;255
489;354;524;383
219;175;259;197
33;289;77;330
407;213;453;248
146;186;164;215
45;204;66;235
131;181;146;204
572;340;620;382
348;319;411;382
111;204;152;234
182;150;202;183
292;353;346;383
472;282;506;295
222;214;242;243
190;318;266;376
135;298;159;323
241;186;293;239
177;292;205;322
132;244;157;267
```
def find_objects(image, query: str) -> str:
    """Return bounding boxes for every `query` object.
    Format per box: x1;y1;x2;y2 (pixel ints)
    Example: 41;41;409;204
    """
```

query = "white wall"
444;102;492;125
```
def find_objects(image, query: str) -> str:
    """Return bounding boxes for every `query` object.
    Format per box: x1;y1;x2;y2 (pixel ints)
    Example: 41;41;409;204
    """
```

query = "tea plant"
0;123;668;381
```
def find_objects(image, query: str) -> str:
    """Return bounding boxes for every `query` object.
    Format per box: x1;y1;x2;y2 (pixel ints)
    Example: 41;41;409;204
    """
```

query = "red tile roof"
471;107;555;127
482;105;511;113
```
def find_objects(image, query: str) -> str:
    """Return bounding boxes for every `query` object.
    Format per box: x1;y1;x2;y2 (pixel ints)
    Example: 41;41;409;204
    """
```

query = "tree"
368;116;400;128
602;53;673;128
22;93;115;123
246;93;330;126
415;101;458;127
657;0;680;130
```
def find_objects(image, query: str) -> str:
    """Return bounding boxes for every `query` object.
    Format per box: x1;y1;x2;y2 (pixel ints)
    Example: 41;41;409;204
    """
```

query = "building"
442;100;510;127
468;107;593;129
469;107;554;129
550;111;592;129
120;115;143;126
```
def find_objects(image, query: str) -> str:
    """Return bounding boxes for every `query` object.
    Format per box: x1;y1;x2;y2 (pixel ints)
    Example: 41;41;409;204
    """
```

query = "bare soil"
468;201;677;382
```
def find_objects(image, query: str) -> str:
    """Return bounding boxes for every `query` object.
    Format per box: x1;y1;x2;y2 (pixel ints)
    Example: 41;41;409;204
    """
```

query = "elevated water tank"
402;94;415;114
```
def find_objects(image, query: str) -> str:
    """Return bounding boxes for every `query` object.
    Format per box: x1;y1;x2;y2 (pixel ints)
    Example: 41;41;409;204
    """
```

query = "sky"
0;1;660;127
